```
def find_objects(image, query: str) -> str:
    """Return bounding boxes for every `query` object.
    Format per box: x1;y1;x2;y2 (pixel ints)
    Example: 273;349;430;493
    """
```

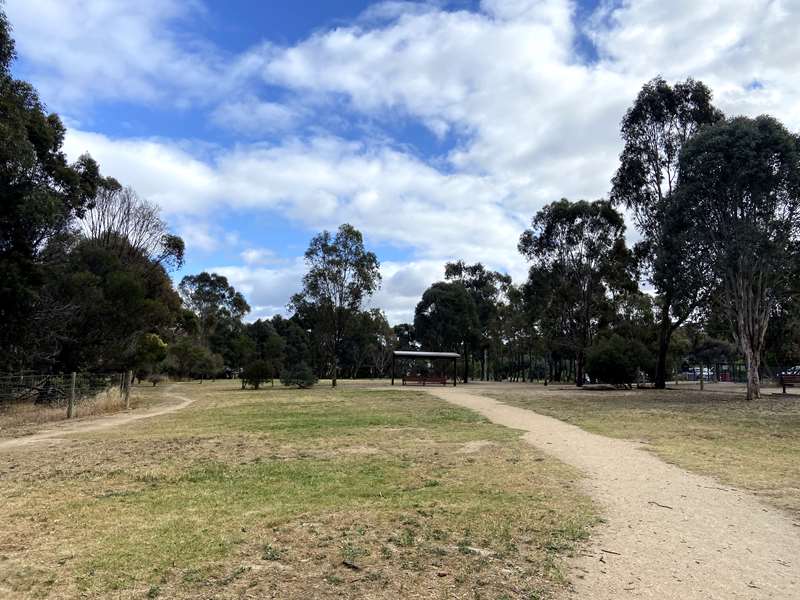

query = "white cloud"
176;220;220;253
241;248;284;266
213;258;447;325
63;130;221;215
211;96;302;135
4;0;230;109
64;129;529;278
211;260;304;322
30;0;800;321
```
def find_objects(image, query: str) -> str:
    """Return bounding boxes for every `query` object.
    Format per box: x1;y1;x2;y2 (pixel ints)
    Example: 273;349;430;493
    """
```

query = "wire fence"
0;371;130;421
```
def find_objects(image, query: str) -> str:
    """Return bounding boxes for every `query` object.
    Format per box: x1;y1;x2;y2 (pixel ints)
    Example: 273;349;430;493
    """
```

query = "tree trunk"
575;352;584;387
743;344;761;401
463;342;469;383
331;350;338;387
654;302;672;389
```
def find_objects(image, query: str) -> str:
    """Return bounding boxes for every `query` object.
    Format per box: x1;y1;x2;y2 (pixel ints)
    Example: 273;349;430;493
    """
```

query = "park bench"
780;373;800;394
401;374;448;386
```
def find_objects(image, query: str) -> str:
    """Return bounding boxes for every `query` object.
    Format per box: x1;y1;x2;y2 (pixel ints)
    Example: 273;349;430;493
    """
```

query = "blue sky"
5;0;799;322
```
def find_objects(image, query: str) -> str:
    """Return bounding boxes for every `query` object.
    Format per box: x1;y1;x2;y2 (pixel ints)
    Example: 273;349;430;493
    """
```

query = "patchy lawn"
0;382;596;599
484;384;800;515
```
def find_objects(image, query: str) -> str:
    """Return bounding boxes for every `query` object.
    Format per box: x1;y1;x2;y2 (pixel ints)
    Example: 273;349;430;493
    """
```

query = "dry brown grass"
0;382;596;600
0;386;141;437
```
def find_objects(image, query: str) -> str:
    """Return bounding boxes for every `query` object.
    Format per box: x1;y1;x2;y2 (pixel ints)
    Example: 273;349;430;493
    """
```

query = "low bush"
242;360;274;390
280;362;317;389
586;334;650;386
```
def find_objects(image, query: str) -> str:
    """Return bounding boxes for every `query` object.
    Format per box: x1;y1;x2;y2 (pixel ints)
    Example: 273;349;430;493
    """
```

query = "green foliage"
414;281;479;352
611;77;723;388
179;272;250;345
133;333;168;374
0;14;103;368
271;316;311;366
586;334;651;386
242;359;274;390
519;199;635;385
167;338;223;380
291;224;381;385
679;115;800;398
280;362;317;388
47;239;180;371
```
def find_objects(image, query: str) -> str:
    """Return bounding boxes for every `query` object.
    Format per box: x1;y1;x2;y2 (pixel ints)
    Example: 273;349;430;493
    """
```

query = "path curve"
0;388;194;451
426;387;800;600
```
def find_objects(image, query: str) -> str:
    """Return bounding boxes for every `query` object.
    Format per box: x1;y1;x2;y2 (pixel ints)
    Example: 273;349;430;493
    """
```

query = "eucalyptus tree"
611;77;723;388
0;10;102;368
179;272;250;346
444;261;511;379
414;281;479;381
678;115;800;400
519;199;635;386
291;224;381;387
80;181;185;270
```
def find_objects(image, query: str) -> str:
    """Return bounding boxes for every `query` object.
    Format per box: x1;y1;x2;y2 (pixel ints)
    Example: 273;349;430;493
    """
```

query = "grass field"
0;382;595;599
484;384;800;515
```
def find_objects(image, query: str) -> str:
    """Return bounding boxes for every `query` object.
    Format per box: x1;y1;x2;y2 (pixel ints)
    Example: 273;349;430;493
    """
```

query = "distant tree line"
3;5;799;401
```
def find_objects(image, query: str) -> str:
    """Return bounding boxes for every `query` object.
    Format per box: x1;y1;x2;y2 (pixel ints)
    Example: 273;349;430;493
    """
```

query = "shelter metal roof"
392;350;461;359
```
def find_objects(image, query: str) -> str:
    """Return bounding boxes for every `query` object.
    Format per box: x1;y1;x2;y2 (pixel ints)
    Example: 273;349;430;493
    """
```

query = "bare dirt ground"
0;387;193;451
427;385;800;600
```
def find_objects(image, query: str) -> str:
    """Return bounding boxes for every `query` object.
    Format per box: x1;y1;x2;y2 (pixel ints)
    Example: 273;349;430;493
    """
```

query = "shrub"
280;362;317;388
242;360;273;390
147;373;167;386
586;334;650;386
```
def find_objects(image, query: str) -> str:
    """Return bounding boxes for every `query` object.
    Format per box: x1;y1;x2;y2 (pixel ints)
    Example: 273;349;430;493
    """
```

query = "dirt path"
0;388;194;451
426;387;800;599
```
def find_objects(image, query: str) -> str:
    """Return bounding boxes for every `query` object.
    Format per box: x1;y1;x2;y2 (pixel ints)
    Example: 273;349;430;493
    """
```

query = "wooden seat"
402;374;448;386
780;374;800;393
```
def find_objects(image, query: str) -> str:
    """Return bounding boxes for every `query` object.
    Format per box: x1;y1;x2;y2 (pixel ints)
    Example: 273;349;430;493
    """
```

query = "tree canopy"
678;115;800;399
519;199;635;385
291;223;381;386
611;77;724;388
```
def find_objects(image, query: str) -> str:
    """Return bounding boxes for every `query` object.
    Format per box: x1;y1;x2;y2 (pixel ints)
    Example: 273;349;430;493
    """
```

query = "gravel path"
426;387;800;599
0;388;193;451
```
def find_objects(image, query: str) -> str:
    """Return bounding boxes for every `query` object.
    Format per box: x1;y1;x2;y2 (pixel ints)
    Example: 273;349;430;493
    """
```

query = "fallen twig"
648;501;674;510
600;548;622;555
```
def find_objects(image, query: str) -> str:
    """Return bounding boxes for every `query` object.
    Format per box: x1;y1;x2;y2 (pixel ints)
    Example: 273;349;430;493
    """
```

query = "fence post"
68;372;76;419
124;370;132;409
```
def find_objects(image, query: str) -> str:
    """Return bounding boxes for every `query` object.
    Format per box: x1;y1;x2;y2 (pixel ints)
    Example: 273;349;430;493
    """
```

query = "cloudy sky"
6;0;799;323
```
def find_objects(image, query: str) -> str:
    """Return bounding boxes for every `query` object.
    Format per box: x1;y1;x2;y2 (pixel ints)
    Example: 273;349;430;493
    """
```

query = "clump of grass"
340;541;368;564
261;543;282;561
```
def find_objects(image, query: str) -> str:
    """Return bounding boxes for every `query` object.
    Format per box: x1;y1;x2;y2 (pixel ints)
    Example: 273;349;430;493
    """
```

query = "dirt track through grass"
0;387;194;450
427;386;800;600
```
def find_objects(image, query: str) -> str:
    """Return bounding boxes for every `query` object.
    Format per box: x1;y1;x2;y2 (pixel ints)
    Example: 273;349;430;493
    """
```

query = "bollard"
68;372;76;418
124;370;132;409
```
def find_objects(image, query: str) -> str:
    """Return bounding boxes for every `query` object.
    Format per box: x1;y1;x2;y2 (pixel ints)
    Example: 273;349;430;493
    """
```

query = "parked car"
684;367;714;381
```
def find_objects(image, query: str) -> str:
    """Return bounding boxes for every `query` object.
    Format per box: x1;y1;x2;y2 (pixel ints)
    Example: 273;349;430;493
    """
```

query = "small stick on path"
648;501;674;510
601;549;622;555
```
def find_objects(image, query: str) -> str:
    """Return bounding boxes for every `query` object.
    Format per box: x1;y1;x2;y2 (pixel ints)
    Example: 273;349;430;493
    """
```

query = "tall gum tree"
0;9;102;368
519;199;635;387
291;224;381;387
611;77;723;388
678;115;800;400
